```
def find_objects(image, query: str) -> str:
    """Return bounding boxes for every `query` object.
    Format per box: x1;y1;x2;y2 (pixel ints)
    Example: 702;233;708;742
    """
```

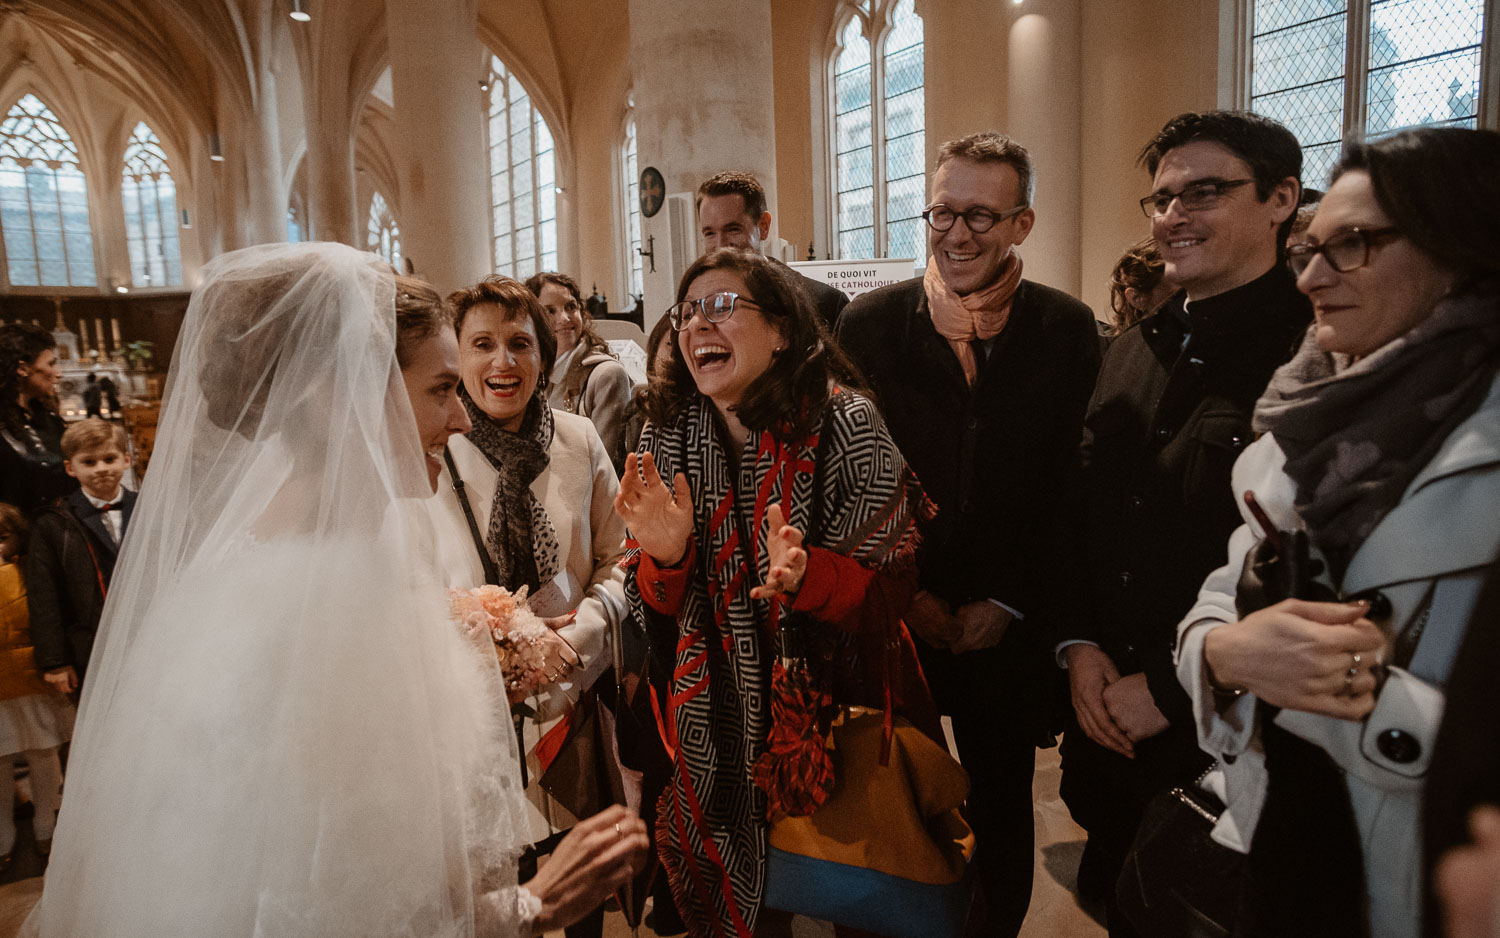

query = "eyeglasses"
1286;226;1403;277
1138;179;1254;218
922;203;1027;234
667;291;761;331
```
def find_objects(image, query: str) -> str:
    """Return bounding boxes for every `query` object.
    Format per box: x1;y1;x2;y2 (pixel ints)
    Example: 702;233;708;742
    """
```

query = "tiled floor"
0;747;1106;938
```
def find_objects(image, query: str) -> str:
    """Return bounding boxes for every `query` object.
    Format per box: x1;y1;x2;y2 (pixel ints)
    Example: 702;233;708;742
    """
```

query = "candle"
78;319;90;357
94;318;106;354
111;317;122;348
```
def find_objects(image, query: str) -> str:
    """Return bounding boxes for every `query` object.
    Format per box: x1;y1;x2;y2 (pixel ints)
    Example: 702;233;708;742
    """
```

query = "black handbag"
1116;499;1345;938
1115;768;1240;938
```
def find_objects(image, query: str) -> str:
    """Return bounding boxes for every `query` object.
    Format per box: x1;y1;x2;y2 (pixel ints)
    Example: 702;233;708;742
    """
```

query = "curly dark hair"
638;248;862;440
0;323;57;437
1108;238;1166;334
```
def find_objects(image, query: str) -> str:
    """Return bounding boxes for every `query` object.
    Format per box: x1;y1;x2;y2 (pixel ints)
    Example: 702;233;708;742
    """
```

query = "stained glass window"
621;114;642;301
831;0;924;261
366;190;401;268
0;94;95;287
488;57;558;279
121;122;181;287
1250;0;1489;190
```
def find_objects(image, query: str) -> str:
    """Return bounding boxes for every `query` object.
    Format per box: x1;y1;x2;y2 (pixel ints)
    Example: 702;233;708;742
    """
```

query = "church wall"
1077;0;1220;317
563;11;633;308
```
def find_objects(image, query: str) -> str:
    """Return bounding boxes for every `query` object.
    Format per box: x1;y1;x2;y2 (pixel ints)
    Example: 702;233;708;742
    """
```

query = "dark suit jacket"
792;268;850;333
1068;265;1311;730
838;277;1100;720
26;487;137;678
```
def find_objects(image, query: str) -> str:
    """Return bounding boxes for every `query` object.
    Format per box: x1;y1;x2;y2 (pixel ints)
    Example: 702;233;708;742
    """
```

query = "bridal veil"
27;243;529;937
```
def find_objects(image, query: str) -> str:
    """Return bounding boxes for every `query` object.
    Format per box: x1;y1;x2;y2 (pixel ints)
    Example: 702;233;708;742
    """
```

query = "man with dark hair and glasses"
1054;109;1312;937
837;131;1101;937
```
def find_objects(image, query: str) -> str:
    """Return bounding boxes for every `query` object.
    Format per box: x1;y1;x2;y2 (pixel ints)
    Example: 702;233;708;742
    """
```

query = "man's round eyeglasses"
1286;226;1403;277
922;203;1027;234
667;292;761;331
1138;178;1254;218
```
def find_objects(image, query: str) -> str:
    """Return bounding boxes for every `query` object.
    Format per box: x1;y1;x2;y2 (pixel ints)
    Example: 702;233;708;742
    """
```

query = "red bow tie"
96;502;120;513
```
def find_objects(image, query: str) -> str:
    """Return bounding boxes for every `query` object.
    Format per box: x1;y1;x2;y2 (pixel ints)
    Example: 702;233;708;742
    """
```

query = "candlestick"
78;319;90;358
111;317;122;349
94;318;106;355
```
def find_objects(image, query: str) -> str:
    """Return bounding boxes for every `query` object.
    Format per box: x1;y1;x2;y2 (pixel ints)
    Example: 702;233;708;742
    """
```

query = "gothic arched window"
1248;0;1491;189
366;190;401;268
620;110;642;302
0;94;95;287
831;0;925;261
121;122;181;287
487;57;557;279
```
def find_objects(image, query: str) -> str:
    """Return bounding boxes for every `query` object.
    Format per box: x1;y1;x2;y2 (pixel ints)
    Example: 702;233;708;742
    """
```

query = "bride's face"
400;329;471;492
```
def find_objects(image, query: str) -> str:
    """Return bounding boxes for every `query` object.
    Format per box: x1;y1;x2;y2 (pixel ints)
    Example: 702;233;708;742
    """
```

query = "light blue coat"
1176;372;1500;938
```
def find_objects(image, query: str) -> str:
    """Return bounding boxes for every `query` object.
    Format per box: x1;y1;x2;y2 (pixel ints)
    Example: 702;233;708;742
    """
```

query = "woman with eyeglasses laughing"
615;247;942;936
1173;127;1500;938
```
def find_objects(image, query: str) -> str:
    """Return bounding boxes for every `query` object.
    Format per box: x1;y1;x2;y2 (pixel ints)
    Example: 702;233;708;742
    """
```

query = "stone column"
295;14;359;248
628;0;778;324
383;0;491;292
1006;0;1083;297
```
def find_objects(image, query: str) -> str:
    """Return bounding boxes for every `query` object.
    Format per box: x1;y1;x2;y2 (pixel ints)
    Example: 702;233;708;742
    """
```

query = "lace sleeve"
515;885;543;932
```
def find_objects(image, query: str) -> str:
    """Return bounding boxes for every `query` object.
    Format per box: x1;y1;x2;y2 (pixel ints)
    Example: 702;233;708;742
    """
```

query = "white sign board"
788;258;918;300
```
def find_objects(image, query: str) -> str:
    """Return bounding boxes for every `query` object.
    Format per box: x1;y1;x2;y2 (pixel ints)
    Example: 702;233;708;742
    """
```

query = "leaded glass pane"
839;186;874;231
1367;0;1483;133
489;54;557;279
1251;8;1347;98
121;123;181;286
1254;0;1347;36
623;117;642;299
1;94;94;286
1251;0;1346;185
885;217;923;262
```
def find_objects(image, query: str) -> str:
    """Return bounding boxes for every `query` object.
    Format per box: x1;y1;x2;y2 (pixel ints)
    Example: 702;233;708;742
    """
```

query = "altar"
48;316;148;419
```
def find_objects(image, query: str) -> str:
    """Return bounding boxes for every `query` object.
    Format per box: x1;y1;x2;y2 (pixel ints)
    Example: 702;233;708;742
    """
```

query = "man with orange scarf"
837;131;1101;936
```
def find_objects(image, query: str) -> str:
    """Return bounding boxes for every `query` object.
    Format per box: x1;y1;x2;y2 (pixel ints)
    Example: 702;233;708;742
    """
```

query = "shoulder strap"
443;446;501;586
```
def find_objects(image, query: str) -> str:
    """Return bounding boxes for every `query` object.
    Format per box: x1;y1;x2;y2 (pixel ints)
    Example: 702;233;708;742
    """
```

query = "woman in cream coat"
426;276;628;862
1174;128;1500;938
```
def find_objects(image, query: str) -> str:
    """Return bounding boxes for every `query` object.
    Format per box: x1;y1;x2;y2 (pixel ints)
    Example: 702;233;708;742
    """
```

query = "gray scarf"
460;390;561;594
1254;283;1500;583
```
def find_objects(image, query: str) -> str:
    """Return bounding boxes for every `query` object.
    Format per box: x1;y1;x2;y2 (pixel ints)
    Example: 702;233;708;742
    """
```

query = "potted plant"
124;339;156;372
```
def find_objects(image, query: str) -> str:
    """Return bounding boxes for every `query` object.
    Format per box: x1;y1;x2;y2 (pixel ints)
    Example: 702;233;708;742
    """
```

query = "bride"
23;243;646;937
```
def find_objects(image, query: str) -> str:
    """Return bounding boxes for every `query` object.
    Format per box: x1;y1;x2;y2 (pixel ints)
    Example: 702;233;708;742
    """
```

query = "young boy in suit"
26;419;136;694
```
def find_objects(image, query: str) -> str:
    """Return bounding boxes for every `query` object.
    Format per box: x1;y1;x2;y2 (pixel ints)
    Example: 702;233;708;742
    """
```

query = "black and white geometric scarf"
622;389;930;937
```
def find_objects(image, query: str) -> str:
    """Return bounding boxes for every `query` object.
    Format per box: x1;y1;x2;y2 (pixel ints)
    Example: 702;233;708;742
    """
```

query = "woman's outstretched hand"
615;452;694;567
750;503;806;600
524;804;650;935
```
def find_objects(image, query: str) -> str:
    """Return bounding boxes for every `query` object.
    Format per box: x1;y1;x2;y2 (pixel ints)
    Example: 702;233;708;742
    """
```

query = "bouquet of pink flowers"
448;584;551;694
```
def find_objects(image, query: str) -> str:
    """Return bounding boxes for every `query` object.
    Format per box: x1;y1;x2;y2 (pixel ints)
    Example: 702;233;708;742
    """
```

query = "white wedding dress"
23;244;531;937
